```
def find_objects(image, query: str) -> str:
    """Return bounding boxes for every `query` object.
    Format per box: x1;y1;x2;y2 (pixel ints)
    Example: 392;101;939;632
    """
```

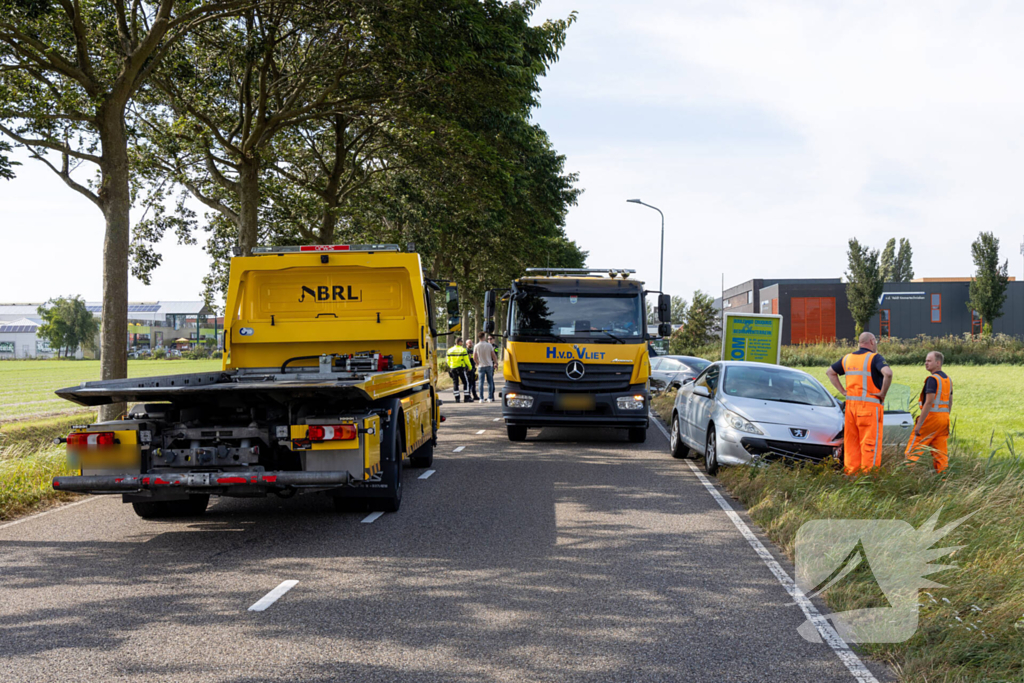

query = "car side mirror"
682;377;695;385
693;385;710;398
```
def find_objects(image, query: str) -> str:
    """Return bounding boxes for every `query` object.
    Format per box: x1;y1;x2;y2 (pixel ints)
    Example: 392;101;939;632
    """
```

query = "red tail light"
67;432;115;449
306;425;357;442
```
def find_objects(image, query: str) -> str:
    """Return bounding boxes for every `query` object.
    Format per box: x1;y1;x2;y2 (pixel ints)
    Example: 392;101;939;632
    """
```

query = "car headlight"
617;395;645;410
724;410;763;435
505;392;534;409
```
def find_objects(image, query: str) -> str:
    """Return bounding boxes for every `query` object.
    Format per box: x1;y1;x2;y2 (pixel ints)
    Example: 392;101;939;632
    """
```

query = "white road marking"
492;417;502;422
475;430;486;435
418;469;436;480
248;580;299;612
0;496;100;532
650;417;879;683
361;511;385;524
453;446;465;453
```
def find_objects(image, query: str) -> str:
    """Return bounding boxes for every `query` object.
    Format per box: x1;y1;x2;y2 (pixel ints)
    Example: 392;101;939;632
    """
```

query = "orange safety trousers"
905;415;949;473
844;401;883;474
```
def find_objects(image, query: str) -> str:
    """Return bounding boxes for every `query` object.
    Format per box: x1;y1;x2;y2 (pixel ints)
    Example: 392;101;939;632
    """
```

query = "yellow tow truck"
485;268;671;443
52;244;459;516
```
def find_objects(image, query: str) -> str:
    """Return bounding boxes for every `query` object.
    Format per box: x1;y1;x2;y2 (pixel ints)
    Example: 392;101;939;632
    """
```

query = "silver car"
668;361;915;475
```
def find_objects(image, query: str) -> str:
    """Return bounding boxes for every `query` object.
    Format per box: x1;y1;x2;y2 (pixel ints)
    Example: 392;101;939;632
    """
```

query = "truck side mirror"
484;290;496;320
484;320;495;334
658;323;672;338
446;284;461;334
658;294;671;323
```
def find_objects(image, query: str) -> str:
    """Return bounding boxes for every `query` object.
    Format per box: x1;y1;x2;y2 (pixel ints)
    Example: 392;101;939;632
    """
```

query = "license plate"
556;394;596;410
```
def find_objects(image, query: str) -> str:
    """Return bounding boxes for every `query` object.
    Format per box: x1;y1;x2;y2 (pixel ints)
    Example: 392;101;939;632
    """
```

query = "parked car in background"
650;355;711;393
668;361;913;475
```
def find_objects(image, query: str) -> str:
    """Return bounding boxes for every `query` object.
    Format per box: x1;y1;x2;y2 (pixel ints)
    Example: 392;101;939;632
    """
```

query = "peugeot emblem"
566;360;585;381
790;428;808;439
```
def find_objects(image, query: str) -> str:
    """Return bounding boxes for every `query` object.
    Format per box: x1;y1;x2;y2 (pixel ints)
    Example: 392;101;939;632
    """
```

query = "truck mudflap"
52;470;352;492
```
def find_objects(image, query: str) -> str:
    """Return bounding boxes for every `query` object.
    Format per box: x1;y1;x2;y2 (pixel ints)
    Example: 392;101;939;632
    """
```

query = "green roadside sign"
721;312;783;364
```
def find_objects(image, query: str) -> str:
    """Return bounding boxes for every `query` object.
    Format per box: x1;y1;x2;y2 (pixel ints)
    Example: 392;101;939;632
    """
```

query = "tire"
409;437;434;468
670;414;690;459
704;426;719;476
507;425;528;442
628;427;647;443
132;494;209;519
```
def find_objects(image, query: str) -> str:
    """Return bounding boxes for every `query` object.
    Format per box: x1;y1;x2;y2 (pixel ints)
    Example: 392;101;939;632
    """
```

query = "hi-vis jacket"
446;344;470;370
919;373;952;416
842;352;883;405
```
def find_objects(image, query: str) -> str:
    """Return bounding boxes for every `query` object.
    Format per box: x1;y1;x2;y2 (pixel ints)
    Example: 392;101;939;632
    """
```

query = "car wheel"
670;414;690;459
704;426;719;476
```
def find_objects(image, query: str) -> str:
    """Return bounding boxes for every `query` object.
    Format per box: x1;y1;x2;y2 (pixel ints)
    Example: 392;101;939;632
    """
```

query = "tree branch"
0;123;103;164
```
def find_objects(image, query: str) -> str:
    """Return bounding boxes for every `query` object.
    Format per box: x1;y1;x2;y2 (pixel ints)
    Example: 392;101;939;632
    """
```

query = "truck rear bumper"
501;381;650;429
52;470;352;493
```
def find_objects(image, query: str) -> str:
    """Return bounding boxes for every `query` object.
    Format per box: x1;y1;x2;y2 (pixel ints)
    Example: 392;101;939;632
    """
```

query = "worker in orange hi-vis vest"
825;332;894;474
905;350;953;473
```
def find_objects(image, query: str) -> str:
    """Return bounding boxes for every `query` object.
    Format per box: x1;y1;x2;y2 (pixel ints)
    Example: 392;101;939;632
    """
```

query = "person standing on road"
905;351;953;473
825;332;894;474
474;332;499;402
466;340;480;402
446;338;471;403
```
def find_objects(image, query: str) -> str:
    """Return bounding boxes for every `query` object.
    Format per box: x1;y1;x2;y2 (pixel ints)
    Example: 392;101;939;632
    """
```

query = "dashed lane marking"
361;511;385;524
248;580;299;612
418;469;436;480
492;417;502;422
0;496;100;532
475;430;486;435
649;416;879;683
453;446;466;453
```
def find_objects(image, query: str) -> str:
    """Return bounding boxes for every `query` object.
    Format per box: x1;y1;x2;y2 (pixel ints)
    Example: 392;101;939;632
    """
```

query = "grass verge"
652;391;1024;682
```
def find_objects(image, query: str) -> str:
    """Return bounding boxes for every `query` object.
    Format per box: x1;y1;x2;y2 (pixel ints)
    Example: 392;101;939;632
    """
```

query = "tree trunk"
97;112;131;421
238;155;260;255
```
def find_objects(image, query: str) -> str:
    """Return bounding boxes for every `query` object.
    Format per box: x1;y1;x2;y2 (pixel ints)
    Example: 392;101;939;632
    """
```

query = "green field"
0;359;223;423
795;365;1024;457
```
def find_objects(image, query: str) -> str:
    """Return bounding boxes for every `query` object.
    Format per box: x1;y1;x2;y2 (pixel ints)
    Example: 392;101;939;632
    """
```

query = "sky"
2;0;1024;305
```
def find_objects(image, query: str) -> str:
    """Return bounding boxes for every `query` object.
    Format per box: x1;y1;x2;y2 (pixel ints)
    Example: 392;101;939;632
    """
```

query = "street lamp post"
626;199;664;292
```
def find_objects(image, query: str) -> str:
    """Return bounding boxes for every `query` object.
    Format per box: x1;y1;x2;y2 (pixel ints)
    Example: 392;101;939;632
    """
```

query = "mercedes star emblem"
566;360;586;381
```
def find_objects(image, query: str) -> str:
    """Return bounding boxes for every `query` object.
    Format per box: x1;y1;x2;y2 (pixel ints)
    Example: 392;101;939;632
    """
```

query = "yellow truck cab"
488;268;671;443
52;244;456;517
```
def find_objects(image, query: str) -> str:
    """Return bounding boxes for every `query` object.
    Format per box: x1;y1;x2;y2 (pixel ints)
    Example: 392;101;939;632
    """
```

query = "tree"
0;139;17;180
671;295;687;325
966;231;1009;336
845;239;884;336
37;296;99;358
669;291;720;354
1;0;250;418
894;238;914;282
880;238;896;282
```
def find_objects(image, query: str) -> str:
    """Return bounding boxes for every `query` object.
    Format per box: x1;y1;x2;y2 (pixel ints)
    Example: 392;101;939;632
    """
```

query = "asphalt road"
0;393;890;682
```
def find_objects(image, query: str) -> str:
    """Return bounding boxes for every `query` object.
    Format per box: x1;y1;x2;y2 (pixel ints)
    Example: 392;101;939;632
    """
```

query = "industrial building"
717;277;1023;344
0;301;219;359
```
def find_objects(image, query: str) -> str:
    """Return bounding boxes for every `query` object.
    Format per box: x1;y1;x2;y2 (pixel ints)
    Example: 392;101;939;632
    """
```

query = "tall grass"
0;443;78;520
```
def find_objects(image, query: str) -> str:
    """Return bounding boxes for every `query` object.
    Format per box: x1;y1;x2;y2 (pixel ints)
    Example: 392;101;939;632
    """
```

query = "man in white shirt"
473;332;499;402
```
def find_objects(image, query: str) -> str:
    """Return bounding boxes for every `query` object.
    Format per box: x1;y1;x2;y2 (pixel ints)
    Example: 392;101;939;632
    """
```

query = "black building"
717;278;1023;344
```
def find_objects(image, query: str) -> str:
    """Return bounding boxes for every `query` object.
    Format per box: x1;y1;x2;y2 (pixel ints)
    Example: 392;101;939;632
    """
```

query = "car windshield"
510;287;644;341
722;365;834;407
685;358;711;373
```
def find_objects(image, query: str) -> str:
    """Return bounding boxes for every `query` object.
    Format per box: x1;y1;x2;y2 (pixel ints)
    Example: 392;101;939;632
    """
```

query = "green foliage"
36;296;99;358
880;238;896;282
895;237;914;282
845;238;884;335
151;348;166;359
0;139;17;180
668;291;720;354
967;231;1009;336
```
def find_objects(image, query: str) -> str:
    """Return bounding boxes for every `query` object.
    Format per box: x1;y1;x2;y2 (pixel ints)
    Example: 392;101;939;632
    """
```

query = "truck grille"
517;362;632;392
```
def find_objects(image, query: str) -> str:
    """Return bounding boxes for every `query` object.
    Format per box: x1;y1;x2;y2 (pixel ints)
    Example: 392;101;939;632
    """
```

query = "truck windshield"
510;288;644;341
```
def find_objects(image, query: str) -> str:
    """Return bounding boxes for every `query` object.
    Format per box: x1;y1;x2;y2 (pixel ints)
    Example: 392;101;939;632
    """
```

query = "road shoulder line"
649;416;879;683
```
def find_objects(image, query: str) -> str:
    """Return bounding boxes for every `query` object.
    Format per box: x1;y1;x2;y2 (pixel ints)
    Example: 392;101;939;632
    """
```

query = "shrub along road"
0;393;895;682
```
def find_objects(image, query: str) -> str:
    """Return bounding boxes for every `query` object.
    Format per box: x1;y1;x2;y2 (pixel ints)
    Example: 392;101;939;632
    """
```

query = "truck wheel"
507;425;528;442
628;427;647;443
369;408;403;512
132;494;209;519
409;438;434;468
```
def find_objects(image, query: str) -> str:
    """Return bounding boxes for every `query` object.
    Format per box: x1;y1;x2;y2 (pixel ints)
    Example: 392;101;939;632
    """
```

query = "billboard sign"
721;312;783;364
0;341;14;354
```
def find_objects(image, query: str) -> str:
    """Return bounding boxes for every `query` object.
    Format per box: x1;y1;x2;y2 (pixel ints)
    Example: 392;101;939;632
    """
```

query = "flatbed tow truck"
51;244;459;517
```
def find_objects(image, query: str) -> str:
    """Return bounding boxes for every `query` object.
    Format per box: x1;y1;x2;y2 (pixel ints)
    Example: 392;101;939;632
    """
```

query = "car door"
690;364;720;452
660;358;682;387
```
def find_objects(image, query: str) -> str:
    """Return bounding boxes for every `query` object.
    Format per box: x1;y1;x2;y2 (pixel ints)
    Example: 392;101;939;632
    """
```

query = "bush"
212;351;223;359
151;348;166;359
